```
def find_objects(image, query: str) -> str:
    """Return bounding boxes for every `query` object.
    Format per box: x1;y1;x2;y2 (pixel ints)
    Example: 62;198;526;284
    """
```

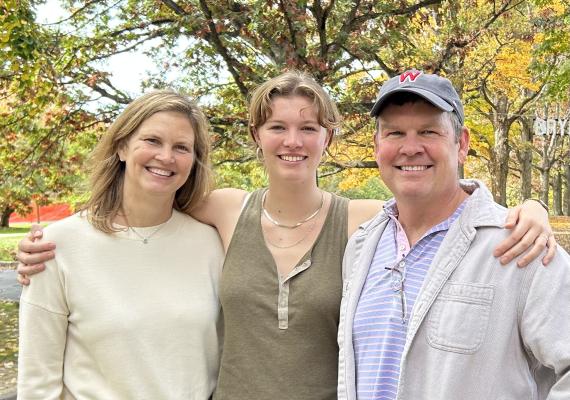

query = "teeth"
147;167;173;177
400;165;428;171
281;155;305;162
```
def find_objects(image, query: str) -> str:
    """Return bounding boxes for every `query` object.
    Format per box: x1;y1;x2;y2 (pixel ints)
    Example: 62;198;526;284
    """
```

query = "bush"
0;237;20;261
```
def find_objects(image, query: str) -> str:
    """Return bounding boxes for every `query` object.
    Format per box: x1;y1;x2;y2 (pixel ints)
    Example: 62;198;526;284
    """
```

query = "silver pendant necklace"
129;223;167;244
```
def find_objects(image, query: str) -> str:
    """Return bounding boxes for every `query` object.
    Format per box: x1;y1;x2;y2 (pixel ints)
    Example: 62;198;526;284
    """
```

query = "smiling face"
374;101;469;205
254;95;330;184
118;111;195;205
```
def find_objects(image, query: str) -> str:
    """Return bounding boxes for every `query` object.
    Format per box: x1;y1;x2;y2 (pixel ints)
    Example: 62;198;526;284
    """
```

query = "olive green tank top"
214;189;349;400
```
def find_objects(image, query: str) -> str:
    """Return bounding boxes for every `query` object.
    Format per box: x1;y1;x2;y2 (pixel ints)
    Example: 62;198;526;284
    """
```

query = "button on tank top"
214;189;349;400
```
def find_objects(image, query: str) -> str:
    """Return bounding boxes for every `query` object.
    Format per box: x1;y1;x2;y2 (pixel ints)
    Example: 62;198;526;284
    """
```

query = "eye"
301;126;318;132
421;130;438;135
144;137;160;144
268;124;285;131
384;131;402;137
175;144;192;153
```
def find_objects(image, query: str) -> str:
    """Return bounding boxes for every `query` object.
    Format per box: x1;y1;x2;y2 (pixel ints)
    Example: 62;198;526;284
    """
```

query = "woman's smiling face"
254;95;330;184
118;111;196;203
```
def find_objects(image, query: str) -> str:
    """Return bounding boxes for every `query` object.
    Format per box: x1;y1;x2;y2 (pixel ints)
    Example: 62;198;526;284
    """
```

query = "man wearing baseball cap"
337;70;570;399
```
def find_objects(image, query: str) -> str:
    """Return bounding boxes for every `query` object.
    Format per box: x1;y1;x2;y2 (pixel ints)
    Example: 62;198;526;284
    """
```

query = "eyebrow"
266;118;320;125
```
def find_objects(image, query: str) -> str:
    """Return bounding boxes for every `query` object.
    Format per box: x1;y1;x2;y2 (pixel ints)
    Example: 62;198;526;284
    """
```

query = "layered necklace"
262;190;324;229
262;190;325;248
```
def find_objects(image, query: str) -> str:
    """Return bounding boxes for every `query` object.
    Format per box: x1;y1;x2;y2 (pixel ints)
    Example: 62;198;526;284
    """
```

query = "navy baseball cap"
370;70;464;125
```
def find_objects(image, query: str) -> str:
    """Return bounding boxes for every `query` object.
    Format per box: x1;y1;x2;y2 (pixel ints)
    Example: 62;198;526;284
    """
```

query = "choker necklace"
128;221;168;244
262;190;324;229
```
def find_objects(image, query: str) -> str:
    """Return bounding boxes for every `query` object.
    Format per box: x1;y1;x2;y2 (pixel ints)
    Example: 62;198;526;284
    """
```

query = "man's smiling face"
374;100;469;205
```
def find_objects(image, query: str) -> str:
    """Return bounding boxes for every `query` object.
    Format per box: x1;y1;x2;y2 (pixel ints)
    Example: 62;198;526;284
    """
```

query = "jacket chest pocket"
427;282;494;354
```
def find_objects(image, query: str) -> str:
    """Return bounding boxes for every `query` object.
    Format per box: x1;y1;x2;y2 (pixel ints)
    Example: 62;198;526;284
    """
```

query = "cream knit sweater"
18;210;224;400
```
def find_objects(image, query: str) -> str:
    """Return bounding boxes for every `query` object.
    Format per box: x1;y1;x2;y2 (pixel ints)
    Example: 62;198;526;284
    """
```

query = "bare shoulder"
192;188;248;227
191;188;249;252
347;199;384;236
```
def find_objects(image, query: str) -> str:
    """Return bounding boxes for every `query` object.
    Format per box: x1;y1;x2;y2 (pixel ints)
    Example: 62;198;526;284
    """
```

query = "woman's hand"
16;224;55;285
493;200;556;267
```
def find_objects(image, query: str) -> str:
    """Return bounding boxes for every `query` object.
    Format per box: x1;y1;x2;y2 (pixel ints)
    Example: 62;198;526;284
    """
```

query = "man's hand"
493;201;556;267
16;224;56;286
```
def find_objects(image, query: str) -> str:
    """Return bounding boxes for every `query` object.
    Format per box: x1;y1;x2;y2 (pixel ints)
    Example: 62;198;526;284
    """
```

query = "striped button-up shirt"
353;198;467;400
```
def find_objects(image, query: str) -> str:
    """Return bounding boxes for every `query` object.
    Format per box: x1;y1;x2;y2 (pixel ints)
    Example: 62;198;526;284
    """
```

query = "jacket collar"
354;179;505;239
459;179;506;230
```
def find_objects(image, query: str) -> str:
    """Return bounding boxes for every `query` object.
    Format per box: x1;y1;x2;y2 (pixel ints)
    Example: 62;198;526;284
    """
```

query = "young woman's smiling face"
119;111;195;203
254;95;330;184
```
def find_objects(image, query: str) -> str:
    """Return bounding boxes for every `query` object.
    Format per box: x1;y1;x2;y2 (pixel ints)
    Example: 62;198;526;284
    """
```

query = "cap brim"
370;87;454;117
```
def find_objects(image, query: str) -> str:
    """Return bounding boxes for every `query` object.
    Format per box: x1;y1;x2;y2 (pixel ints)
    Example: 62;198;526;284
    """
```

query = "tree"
0;0;99;226
4;0;570;209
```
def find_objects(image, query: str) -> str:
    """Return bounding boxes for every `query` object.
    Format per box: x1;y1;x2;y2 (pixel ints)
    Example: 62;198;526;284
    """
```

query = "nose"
156;146;175;163
283;129;302;148
399;133;424;156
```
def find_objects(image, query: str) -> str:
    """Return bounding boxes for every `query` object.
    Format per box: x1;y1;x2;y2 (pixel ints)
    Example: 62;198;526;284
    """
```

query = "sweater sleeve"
519;249;570;400
18;256;69;400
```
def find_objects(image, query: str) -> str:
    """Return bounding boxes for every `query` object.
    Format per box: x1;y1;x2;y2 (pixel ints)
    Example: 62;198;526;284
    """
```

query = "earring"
256;147;264;163
320;149;328;165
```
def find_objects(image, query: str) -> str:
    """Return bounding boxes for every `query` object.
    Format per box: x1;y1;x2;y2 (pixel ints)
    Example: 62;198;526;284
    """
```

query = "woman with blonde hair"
17;90;224;399
18;71;554;399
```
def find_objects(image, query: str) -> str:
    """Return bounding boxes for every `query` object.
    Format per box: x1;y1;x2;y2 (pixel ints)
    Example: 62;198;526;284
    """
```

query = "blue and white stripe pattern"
353;198;467;399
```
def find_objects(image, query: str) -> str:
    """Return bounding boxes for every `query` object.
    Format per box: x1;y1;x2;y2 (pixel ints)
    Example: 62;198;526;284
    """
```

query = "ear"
458;127;470;164
325;129;334;149
117;143;127;162
373;132;382;166
251;126;261;147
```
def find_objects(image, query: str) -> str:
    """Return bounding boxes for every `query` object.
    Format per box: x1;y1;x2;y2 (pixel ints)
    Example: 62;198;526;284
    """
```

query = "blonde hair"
83;90;212;233
248;70;342;144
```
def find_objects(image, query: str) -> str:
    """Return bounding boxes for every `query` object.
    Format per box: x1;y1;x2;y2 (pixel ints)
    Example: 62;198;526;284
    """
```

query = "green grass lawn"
0;227;31;235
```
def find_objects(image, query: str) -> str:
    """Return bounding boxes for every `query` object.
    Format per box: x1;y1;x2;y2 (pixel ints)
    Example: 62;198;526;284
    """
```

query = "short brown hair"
248;70;341;145
83;90;212;233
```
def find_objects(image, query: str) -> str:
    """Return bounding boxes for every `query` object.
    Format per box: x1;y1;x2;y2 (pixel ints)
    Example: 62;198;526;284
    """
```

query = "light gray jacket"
338;180;570;400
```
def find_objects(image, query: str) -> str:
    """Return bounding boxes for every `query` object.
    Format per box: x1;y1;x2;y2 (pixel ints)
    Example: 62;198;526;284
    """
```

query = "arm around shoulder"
347;199;384;237
191;188;248;227
190;188;249;250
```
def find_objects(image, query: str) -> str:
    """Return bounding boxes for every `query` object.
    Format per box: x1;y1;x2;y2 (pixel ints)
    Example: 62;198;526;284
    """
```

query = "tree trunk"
540;167;550;207
492;123;510;206
1;206;14;228
564;164;570;216
517;117;534;201
553;170;562;215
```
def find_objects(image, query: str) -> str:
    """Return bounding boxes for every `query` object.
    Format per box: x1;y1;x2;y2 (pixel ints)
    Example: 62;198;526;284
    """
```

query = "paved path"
0;270;20;301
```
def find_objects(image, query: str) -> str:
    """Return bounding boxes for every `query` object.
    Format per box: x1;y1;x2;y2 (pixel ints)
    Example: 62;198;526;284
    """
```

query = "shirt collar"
383;196;469;239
